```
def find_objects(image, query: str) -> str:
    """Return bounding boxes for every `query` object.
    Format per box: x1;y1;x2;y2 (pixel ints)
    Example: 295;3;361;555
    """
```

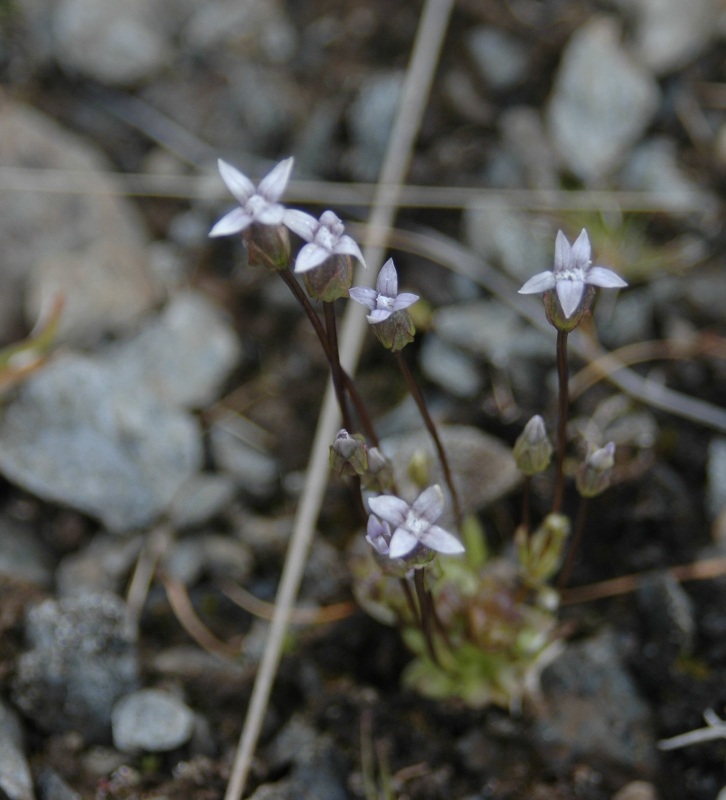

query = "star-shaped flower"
348;258;419;323
209;157;293;238
367;485;464;560
518;229;627;319
283;209;365;273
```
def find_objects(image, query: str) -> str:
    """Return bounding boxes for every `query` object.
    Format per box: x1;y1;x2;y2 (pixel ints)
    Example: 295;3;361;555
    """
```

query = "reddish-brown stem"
413;568;438;666
558;496;590;590
394;350;462;530
552;330;569;514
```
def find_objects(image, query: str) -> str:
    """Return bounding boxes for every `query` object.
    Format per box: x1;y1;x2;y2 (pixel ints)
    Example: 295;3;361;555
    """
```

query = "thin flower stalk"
394;350;463;529
552;330;569;515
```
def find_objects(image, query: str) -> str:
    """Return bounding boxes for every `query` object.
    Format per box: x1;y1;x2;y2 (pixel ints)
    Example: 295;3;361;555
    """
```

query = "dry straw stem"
0;165;712;215
223;1;456;798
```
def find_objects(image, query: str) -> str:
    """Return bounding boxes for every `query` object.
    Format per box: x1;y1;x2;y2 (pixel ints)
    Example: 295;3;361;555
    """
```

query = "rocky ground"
1;1;726;798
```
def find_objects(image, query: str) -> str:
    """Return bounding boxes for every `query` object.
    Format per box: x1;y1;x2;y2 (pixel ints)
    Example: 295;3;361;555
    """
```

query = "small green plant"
209;159;627;709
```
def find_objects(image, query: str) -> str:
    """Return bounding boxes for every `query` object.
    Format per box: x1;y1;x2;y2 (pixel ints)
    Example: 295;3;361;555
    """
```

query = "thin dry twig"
560;556;726;605
222;2;456;798
159;572;240;660
0;165;713;214
124;523;174;628
658;708;726;751
219;581;355;625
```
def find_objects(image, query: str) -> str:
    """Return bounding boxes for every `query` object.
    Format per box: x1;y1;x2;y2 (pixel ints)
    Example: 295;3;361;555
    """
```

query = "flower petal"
586;266;627;289
217;159;255;204
334;235;366;268
556;278;585;318
294;242;330;273
518;271;555;295
367;309;392;323
257;157;294;201
388;528;419;559
391;292;419;312
348;286;378;310
255;202;286;226
570;229;592;270
420;524;465;555
553;230;571;273
376;259;398;297
209;207;252;237
283;209;318;241
368;494;409;527
411;485;444;524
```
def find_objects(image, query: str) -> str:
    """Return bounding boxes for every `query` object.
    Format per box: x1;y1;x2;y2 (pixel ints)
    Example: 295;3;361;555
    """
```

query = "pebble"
0;515;54;588
707;438;726;521
380;424;520;525
462;202;553;285
546;17;660;183
168;473;239;530
0;353;202;532
55;534;144;598
615;0;720;74
100;290;241;410
0;699;35;800
346;71;404;180
433;299;553;368
419;334;484;399
12;593;139;743
466;27;528;90
0;98;157;346
36;769;82;800
163;534;254;586
210;417;280;502
183;0;298;65
53;0;172;85
112;689;195;754
531;630;656;776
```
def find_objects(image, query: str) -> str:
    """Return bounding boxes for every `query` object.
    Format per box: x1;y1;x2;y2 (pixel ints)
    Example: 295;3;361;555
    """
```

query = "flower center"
376;295;395;310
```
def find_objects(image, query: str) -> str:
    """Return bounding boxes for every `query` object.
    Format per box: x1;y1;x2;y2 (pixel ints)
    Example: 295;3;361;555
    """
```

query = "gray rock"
546;17;660;183
462;202;553;285
0;699;35;800
433;299;553;368
0;515;54;588
55;534;144;598
622;138;718;214
163;534;253;586
498;106;559;190
707;438;726;520
347;72;404;180
112;689;195;753
466;28;528;90
266;715;347;800
37;769;82;800
532;630;656;776
0;353;202;532
210;417;279;501
614;0;719;74
53;0;172;84
101;290;241;410
168;473;239;529
0;99;157;346
12;593;139;742
419;334;484;399
183;0;298;64
381;424;520;524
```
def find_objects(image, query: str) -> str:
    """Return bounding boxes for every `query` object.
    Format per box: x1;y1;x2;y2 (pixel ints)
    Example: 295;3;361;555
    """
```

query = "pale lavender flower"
365;515;393;557
367;485;464;560
518;229;627;319
284;209;365;274
209;157;293;237
349;258;419;323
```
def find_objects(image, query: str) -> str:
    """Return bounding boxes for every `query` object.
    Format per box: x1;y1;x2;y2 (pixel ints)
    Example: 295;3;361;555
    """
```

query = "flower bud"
362;447;394;493
543;285;595;332
244;223;291;271
576;442;615;498
302;254;353;302
513;415;553;475
516;512;570;585
372;309;416;352
329;429;368;477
